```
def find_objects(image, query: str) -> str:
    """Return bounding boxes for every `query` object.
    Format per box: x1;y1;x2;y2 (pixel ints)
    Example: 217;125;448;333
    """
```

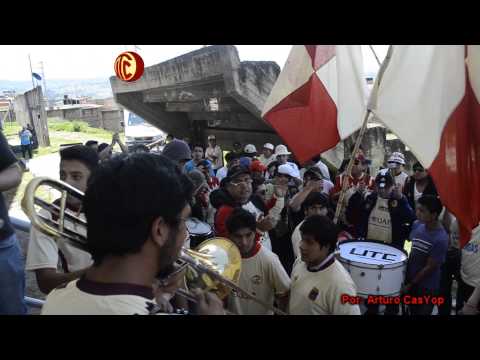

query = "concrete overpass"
110;45;283;151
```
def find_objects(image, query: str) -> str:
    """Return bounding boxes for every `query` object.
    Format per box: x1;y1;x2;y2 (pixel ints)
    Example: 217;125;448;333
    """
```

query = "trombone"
21;176;287;315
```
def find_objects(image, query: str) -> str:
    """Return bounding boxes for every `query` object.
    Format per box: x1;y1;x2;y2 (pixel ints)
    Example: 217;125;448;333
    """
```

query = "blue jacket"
346;191;416;250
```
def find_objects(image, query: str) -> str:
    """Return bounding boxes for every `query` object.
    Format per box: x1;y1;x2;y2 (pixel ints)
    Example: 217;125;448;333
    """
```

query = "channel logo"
114;51;144;82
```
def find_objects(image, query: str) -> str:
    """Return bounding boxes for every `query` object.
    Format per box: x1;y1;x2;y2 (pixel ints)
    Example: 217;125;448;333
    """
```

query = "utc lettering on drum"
349;247;397;262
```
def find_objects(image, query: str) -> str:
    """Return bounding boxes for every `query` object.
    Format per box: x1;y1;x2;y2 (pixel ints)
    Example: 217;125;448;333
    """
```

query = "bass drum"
185;218;214;249
337;239;408;297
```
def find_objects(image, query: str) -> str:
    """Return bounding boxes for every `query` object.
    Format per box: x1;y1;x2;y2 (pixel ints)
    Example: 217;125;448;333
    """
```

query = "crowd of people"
0;129;479;315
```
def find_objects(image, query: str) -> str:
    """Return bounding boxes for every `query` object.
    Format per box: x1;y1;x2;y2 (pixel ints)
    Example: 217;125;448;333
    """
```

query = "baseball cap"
278;163;301;180
263;143;274;151
162;139;192;163
375;169;395;188
388;152;406;165
225;165;251;184
244;144;257;154
208;134;216;140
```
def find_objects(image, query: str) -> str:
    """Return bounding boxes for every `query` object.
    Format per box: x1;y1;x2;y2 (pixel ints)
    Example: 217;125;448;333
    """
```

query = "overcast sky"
0;45;388;81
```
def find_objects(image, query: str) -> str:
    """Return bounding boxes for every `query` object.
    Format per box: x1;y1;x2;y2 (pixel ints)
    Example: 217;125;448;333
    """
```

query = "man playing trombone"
40;153;225;315
26;145;99;294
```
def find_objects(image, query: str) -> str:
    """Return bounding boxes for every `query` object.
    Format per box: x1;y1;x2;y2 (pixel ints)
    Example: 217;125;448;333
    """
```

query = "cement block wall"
13;87;50;146
46;107;123;132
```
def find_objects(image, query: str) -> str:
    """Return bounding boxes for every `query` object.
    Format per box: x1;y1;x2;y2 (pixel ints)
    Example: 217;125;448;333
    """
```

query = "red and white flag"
369;45;480;247
262;45;367;164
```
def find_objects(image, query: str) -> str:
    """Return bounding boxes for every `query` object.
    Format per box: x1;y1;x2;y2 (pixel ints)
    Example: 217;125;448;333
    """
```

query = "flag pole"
368;45;382;66
28;54;35;89
333;45;394;225
333;111;371;224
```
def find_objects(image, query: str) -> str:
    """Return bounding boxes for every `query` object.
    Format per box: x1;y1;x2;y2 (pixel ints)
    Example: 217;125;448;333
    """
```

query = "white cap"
244;144;257;154
278;163;301;179
275;144;291;156
263;143;274;151
388;152;405;165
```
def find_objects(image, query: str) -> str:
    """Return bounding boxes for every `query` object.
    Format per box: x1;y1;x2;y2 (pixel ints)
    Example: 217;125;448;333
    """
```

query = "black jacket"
403;176;438;210
346;191;416;250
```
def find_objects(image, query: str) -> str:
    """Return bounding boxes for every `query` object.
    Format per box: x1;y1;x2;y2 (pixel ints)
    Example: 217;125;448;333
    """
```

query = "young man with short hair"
289;166;333;215
404;195;449;315
26;145;99;294
19;126;33;160
225;208;290;315
289;215;361;315
403;162;438;211
205;135;223;175
258;143;276;167
216;152;240;183
386;152;409;190
197;159;219;191
162;139;192;172
41;153;225;315
291;192;330;259
84;140;99;152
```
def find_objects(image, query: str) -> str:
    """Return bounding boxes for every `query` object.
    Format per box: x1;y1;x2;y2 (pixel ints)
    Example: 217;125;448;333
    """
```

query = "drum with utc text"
337;239;408;297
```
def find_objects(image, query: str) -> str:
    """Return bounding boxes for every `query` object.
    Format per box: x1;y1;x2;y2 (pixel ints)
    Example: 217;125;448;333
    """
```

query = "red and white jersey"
289;258;360;315
41;278;161;315
227;245;290;315
26;208;92;273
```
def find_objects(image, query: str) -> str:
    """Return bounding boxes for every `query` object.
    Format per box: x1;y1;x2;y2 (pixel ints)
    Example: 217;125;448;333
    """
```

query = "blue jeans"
0;234;27;314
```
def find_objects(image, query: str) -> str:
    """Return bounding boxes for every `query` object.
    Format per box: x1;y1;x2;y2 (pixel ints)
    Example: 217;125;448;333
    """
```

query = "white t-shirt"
216;166;228;182
206;145;223;170
414;183;423;202
41;278;159;315
321;179;334;195
258;154;276;167
26;209;92;273
227;246;290;315
291;220;304;259
367;198;392;243
461;225;480;288
289;258;361;315
394;172;409;189
242;201;272;250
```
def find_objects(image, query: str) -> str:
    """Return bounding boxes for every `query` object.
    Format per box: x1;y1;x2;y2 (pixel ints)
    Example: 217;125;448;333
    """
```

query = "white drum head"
186;218;212;236
339;240;407;267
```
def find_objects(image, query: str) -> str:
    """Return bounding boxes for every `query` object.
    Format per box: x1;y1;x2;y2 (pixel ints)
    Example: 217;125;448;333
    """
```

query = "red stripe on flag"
429;66;480;248
263;74;339;164
304;45;336;71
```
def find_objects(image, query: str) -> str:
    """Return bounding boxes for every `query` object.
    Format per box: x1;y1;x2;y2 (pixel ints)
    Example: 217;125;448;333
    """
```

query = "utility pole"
39;61;48;105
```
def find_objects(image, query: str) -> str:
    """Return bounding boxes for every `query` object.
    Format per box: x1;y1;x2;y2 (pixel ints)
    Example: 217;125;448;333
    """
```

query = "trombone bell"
183;237;241;300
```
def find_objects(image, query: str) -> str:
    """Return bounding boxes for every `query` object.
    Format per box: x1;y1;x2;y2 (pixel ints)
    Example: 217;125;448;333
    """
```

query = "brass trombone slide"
21;176;287;315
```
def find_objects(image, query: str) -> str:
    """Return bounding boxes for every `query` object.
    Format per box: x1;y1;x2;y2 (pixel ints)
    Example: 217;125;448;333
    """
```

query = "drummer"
345;170;415;315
